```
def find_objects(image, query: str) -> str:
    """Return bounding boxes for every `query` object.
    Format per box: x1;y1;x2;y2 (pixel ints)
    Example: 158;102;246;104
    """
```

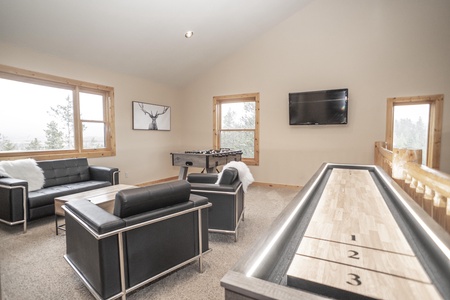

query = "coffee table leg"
55;215;59;235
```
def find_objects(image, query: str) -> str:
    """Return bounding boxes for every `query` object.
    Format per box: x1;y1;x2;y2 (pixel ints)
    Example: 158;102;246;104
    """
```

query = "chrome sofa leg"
198;209;204;273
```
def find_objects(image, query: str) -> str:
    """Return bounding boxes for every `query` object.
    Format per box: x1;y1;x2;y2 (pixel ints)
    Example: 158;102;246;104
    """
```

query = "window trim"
386;94;443;169
213;93;260;166
0;64;116;160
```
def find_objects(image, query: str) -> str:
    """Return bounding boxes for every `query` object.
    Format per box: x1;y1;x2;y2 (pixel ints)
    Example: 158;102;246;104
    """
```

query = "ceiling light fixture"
185;31;194;38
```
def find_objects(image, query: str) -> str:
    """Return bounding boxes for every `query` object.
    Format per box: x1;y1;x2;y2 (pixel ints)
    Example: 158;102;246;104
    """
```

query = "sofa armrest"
187;173;218;184
64;199;124;299
190;180;242;194
189;193;209;206
89;166;119;185
0;177;28;188
64;199;125;234
0;178;28;223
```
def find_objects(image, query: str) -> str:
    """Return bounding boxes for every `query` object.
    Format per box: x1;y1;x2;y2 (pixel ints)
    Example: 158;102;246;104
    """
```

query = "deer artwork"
138;103;169;130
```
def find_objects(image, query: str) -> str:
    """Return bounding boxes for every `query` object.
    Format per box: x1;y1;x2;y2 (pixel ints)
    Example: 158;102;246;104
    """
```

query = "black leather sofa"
187;167;244;241
63;180;210;300
0;158;119;232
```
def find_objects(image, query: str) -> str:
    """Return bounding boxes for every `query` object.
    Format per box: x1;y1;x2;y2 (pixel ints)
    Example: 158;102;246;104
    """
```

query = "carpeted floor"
0;185;300;300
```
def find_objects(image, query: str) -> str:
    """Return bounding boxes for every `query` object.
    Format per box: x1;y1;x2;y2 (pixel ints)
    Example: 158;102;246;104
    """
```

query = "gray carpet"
0;185;300;300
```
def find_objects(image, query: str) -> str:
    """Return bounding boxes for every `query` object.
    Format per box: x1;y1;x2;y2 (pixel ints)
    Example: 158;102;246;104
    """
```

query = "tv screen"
289;88;348;125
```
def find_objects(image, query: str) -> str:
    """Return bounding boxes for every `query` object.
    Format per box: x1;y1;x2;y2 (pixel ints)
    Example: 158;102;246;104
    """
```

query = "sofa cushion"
28;180;111;208
114;180;191;218
38;158;91;188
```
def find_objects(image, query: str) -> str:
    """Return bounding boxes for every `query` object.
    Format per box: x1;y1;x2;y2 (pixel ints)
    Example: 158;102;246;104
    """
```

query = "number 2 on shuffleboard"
347;234;362;286
348;250;360;259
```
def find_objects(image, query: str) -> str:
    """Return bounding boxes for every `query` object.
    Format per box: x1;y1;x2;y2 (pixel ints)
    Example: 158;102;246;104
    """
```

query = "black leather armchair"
187;167;244;241
63;180;211;300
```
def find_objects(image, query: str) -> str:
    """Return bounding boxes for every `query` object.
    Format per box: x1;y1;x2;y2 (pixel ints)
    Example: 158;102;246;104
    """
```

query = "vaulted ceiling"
0;0;312;88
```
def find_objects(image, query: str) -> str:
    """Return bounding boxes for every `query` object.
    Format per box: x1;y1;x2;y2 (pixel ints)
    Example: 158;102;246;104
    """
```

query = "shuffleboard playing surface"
286;168;442;299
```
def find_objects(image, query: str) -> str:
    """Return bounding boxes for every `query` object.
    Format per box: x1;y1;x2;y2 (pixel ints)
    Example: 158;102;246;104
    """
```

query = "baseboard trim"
137;176;178;187
252;181;302;190
136;177;302;190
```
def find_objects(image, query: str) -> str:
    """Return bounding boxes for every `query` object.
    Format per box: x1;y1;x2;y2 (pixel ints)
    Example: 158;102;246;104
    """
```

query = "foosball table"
171;149;242;179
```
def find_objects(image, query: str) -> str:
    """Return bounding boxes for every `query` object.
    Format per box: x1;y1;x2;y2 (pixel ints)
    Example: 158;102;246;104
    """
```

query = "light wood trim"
0;64;113;91
73;86;82;153
252;181;302;190
107;91;117;156
374;141;393;176
429;95;443;169
254;93;260;166
404;162;450;199
213;92;260;166
385;99;394;150
374;141;450;233
374;141;393;161
386;94;443;169
138;178;302;190
137;176;179;187
0;64;116;160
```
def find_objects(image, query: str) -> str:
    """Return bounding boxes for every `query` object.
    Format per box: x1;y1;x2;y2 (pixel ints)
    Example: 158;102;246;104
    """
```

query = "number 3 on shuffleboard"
347;273;362;286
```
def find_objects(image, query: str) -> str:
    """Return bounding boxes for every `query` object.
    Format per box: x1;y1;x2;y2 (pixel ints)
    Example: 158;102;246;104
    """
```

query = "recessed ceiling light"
185;31;194;38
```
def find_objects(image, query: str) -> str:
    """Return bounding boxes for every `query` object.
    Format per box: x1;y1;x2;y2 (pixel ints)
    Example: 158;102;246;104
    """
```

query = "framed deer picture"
132;101;171;131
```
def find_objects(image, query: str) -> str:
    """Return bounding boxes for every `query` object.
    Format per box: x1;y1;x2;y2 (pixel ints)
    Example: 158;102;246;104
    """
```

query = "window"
386;94;443;169
213;93;259;165
393;104;430;163
0;64;116;160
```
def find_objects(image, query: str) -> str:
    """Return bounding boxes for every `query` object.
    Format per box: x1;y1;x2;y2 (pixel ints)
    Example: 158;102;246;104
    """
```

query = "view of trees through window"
0;78;105;152
220;102;255;158
214;93;259;165
393;104;430;164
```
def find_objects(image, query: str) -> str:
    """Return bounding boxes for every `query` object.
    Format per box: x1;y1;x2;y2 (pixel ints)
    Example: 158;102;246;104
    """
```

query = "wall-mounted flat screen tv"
289;88;348;125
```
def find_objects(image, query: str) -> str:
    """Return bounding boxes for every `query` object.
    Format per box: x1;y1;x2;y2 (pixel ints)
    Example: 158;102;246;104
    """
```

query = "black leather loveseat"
63;180;211;300
0;158;118;232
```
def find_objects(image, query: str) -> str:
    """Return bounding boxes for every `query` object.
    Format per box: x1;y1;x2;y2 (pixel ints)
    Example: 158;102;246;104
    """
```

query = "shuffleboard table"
171;149;242;179
221;163;450;300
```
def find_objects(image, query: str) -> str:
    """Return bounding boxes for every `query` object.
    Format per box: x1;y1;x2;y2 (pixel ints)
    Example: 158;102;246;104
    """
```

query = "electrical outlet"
125;172;129;178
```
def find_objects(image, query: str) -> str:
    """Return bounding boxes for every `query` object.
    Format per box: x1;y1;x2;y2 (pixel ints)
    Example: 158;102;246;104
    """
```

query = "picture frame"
132;101;171;131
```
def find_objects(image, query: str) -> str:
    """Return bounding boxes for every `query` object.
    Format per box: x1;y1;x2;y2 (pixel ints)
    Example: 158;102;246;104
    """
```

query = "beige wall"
0;42;182;185
1;0;449;187
181;0;450;186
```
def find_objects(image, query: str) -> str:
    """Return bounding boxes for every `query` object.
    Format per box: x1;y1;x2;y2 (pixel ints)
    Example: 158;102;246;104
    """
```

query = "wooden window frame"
213;93;260;166
386;94;443;169
0;64;116;160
